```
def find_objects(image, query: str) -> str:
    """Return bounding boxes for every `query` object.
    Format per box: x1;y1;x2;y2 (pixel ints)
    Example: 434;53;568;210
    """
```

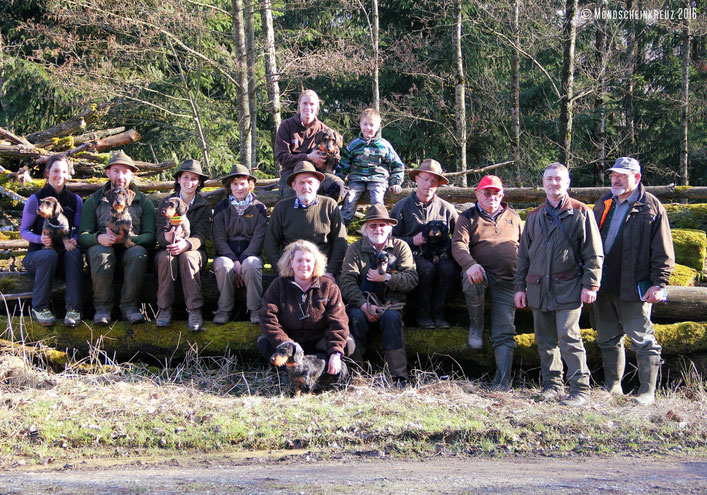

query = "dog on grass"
105;187;136;248
421;220;451;264
159;196;191;242
270;341;347;396
314;128;343;173
36;196;74;252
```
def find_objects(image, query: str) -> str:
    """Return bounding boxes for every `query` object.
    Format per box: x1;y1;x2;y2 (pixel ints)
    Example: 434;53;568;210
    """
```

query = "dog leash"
364;293;405;316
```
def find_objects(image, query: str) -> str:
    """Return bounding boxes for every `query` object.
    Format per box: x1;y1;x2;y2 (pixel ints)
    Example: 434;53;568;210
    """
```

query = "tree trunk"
372;0;380;112
623;0;636;155
245;0;258;170
454;0;467;187
260;0;281;166
558;0;578;166
231;0;252;169
0;33;8;125
680;9;691;186
511;0;521;183
593;0;608;186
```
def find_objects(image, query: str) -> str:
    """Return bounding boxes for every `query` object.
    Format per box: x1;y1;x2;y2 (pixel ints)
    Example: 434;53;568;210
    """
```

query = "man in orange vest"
592;157;675;405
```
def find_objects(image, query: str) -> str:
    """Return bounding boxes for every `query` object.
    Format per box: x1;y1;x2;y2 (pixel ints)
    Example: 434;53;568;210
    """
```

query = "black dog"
159;196;191;241
422;220;451;264
37;196;74;252
105;187;136;248
360;250;390;304
313;128;343;173
270;341;347;396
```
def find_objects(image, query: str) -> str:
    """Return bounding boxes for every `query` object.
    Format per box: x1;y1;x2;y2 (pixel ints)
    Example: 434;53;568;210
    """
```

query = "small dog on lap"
421;220;451;264
159;196;191;242
105;187;137;248
37;196;74;252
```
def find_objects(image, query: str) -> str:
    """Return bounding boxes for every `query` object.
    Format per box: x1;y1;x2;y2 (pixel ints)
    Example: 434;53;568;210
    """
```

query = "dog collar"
45;220;64;229
169;215;183;226
286;362;298;368
318;144;327;153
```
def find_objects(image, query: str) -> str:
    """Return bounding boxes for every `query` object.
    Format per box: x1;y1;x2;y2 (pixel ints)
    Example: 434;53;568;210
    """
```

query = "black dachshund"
360;250;391;305
421;220;451;264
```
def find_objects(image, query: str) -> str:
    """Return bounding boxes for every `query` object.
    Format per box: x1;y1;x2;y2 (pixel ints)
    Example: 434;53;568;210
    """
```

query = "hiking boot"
93;307;112;326
539;385;564;401
417;315;436;329
213;311;230;325
601;348;625;395
188;308;203;332
123;307;145;325
634;355;662;406
63;309;81;327
249;310;260;325
433;315;451;329
155;308;172;327
385;348;408;382
560;391;590;407
492;346;514;391
32;307;56;327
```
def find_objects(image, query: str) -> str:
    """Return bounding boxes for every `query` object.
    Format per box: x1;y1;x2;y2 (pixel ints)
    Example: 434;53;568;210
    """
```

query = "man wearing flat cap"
79;150;156;325
592;157;675;405
264;161;348;278
390;159;458;329
452;175;523;390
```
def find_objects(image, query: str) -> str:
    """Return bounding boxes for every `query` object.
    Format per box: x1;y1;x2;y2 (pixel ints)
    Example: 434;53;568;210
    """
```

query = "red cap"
475;175;503;191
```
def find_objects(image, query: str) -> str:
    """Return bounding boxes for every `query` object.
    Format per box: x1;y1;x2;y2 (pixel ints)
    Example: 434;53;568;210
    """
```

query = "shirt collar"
294;196;319;209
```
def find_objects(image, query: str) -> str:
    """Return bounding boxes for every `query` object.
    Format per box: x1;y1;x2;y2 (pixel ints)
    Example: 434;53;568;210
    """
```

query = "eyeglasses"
479;190;502;198
368;222;389;229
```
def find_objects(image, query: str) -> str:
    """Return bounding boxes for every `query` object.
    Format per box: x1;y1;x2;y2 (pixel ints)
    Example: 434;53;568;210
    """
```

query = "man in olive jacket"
592;157;675;405
78;151;156;325
515;163;603;406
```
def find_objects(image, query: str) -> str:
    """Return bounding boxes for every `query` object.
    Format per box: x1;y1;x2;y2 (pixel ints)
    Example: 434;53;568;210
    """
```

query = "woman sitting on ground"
20;154;83;326
212;164;268;325
155;159;212;331
258;240;354;375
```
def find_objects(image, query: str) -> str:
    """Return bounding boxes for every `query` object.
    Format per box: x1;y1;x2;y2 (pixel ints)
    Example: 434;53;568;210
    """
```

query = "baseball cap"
608;157;641;175
475;175;503;191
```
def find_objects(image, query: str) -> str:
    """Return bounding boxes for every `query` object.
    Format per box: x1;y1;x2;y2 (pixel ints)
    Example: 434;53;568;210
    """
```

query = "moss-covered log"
2;318;705;370
670;264;699;286
664;203;707;231
672;229;707;271
0;338;68;371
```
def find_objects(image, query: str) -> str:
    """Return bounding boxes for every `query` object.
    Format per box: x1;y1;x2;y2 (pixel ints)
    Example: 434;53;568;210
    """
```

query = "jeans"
341;181;388;223
23;248;83;311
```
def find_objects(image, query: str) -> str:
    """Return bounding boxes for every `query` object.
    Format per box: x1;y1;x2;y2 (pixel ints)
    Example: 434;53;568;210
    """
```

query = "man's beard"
611;185;626;197
368;231;389;245
298;191;317;205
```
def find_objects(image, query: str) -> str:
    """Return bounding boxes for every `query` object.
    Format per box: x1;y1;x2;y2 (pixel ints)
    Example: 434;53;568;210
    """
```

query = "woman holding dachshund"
155;159;212;331
20;155;83;327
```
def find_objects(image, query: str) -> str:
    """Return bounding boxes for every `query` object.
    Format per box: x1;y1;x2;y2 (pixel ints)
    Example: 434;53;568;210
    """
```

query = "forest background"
0;0;704;189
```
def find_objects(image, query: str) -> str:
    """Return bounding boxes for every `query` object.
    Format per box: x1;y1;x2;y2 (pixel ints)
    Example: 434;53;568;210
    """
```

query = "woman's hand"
327;352;342;375
167;238;190;255
41;233;53;247
232;260;244;287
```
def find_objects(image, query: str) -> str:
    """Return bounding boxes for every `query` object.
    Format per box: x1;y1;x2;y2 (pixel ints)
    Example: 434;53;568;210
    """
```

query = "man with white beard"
264;161;348;277
339;204;418;385
592;157;674;405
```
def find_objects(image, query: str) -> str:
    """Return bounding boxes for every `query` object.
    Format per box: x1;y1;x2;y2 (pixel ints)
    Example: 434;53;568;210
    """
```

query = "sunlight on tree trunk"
232;0;252;169
454;0;467;187
261;0;281;165
680;8;691;186
558;0;578;166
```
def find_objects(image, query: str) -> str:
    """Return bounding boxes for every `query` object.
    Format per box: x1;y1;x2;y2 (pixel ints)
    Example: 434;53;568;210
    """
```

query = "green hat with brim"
408;158;449;186
174;159;210;182
107;150;138;172
286;161;325;187
221;163;257;185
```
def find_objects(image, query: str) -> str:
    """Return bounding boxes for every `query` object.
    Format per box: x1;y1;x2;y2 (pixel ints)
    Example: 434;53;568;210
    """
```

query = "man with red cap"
452;175;523;389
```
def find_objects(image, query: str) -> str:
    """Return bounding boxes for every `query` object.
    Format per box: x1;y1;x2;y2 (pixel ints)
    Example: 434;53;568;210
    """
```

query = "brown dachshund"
270;341;347;396
159;196;191;242
313;128;342;173
37;196;75;252
105;187;136;248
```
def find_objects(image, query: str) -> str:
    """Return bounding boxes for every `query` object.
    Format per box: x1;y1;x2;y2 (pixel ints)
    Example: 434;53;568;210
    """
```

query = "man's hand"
167;238;190;256
466;264;486;284
514;291;527;308
306;149;327;168
97;227;119;247
327;352;342;375
412;232;427;246
581;288;597;304
389;184;402;195
642;286;665;304
366;268;386;283
360;302;380;322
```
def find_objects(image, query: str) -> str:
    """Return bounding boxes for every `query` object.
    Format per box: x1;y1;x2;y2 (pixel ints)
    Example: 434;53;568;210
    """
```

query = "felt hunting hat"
475;175;504;191
174;159;209;182
608;157;641;175
286;161;325;186
408;158;449;185
107;150;138;172
221;163;257;185
363;204;397;226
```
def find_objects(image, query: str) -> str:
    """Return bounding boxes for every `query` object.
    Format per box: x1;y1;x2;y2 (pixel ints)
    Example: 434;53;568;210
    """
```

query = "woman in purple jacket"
20;155;83;326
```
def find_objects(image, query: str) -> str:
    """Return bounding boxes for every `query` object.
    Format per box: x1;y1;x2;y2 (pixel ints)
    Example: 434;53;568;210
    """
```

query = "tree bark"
0;33;7;124
260;0;281;164
558;0;578;166
35;127;126;150
511;0;521;183
372;0;380;112
25;103;112;144
245;0;258;169
593;0;608;186
231;0;252;169
680;9;691;186
623;0;637;155
454;0;467;187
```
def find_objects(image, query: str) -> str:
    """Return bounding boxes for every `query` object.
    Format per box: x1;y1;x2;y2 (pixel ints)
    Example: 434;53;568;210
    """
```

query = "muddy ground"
0;453;705;494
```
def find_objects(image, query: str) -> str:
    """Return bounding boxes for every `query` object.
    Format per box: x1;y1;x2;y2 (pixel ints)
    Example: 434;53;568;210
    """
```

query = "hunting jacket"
274;114;340;174
515;195;603;312
390;193;458;257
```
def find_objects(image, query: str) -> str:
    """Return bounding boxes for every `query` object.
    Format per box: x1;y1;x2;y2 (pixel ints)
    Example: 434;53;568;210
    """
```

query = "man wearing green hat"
78;150;156;325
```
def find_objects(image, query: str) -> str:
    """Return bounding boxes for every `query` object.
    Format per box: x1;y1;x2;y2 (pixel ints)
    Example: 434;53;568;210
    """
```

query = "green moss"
672;229;707;271
670;264;699;286
664;203;707;230
0;231;21;240
75;152;110;165
50;136;75;150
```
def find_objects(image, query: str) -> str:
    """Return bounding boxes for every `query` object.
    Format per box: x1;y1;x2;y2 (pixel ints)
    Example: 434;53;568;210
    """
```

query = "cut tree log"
0;126;32;146
25;102;111;144
35;126;126;149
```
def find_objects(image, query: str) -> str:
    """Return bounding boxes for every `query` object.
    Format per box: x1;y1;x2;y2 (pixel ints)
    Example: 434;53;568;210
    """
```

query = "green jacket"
78;182;156;249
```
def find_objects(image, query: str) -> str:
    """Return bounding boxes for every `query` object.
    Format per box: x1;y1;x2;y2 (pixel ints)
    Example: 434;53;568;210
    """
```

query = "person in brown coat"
212;164;268;325
155;159;212;331
258;240;353;375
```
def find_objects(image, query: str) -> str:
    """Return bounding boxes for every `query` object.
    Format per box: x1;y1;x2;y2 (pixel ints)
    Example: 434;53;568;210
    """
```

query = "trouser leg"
555;307;590;394
257;335;276;361
532;309;564;390
241;256;264;312
431;258;457;320
462;273;486;349
380;309;406;378
155;249;177;309
213;256;237;313
347;308;370;362
179;250;206;310
367;181;388;205
413;255;435;322
120;245;147;312
62;249;84;311
23;249;59;310
487;277;517;349
87;244;116;309
341;182;365;224
279;171;295;199
593;294;625;394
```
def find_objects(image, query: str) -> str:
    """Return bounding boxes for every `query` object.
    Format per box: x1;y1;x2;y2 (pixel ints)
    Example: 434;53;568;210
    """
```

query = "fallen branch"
0;126;32;146
0;185;28;205
26;102;112;144
35;126;126;149
442;160;514;179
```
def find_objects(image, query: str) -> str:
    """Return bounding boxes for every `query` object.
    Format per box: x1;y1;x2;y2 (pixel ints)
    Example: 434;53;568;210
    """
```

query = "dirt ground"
0;453;705;494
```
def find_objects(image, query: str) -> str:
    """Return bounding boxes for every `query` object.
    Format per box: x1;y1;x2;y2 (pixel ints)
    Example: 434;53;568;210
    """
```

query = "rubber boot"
385;348;408;380
492;346;514;390
464;291;484;350
634;354;662;406
601;348;625;395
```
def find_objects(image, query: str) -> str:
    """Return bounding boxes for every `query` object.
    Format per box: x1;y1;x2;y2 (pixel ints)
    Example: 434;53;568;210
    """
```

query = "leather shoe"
93;307;112;326
433;317;451;329
417;316;436;329
560;391;590;407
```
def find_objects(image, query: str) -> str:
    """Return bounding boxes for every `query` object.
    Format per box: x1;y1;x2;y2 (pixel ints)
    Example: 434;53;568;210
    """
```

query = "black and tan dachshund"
422;220;451;264
106;187;136;248
313;128;343;173
270;341;347;396
159;196;191;241
360;250;390;305
37;196;74;252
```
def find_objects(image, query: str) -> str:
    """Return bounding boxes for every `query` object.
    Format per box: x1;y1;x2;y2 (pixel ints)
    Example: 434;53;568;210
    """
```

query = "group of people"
20;89;674;403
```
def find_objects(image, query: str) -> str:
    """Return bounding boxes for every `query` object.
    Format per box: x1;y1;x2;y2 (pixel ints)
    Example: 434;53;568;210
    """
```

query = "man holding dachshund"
78;150;156;325
452;175;523;390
